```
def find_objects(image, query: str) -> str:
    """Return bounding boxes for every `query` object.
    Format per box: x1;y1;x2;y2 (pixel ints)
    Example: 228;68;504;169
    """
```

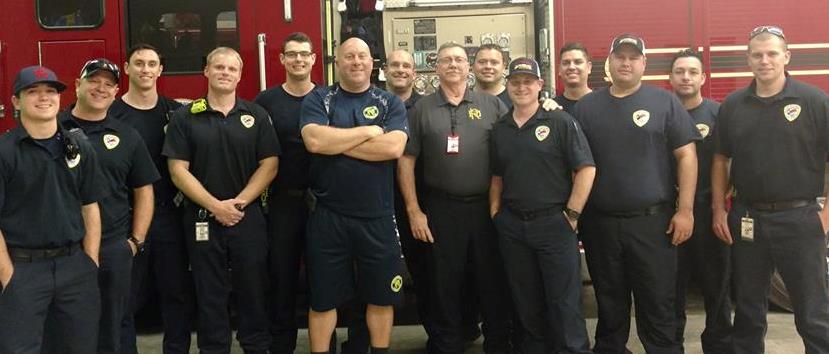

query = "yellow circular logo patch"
363;106;379;120
390;275;403;293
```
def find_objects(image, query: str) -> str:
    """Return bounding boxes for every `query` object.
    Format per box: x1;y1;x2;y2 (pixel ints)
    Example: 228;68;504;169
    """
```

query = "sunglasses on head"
750;25;785;40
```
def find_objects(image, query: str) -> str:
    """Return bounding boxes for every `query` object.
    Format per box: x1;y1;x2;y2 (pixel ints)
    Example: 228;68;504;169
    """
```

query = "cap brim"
15;80;67;95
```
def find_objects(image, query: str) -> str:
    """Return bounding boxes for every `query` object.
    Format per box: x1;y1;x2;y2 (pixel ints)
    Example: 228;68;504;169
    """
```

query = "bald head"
337;37;373;92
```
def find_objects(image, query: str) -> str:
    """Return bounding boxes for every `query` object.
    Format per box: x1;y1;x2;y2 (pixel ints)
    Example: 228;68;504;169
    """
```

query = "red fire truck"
2;0;828;310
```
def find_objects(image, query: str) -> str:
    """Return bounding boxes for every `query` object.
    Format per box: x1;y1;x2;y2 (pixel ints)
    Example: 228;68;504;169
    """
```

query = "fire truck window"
126;0;239;73
37;0;104;29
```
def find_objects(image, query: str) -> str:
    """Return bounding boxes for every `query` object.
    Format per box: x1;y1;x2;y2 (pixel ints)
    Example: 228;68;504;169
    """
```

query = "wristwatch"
128;236;146;255
564;207;581;221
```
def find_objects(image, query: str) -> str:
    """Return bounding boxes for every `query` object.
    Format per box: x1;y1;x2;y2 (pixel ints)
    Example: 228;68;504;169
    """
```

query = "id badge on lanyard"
447;107;460;155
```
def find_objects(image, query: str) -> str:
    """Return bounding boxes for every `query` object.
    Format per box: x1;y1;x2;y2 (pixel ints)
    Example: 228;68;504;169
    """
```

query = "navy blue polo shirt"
109;96;182;208
254;85;317;192
491;108;594;210
0;126;104;248
714;78;829;203
300;84;408;218
60;110;160;240
163;98;281;202
571;85;700;212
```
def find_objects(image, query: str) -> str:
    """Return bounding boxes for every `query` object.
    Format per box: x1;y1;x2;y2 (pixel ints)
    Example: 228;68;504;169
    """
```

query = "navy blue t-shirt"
571;85;700;212
254;85;316;191
688;98;718;198
300;84;408;218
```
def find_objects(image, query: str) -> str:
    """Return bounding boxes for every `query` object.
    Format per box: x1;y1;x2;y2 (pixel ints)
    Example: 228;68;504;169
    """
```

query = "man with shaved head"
300;37;409;354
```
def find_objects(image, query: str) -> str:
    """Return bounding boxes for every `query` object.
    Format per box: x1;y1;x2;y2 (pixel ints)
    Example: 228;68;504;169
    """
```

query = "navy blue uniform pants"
580;210;680;354
121;206;196;354
422;194;512;354
729;202;829;354
676;203;733;354
96;236;135;354
42;236;132;354
494;208;592;354
185;204;271;354
0;249;100;354
267;191;308;354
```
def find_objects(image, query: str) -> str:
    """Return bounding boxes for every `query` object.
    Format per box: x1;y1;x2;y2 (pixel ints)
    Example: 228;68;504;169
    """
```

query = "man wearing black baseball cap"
570;34;700;353
0;65;104;353
51;58;160;354
490;57;595;354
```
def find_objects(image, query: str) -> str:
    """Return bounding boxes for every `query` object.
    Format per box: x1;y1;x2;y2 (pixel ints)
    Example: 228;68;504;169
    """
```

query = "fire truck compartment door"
38;40;106;108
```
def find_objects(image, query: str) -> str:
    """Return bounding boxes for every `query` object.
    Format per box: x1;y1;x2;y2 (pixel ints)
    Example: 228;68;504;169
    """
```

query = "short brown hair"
282;32;313;53
559;42;590;61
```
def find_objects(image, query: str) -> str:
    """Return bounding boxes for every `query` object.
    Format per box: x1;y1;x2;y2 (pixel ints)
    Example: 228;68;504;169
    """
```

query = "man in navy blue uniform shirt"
58;58;159;354
0;66;103;353
164;47;279;354
570;34;699;354
254;32;319;354
711;25;829;354
668;49;733;354
300;37;408;354
109;43;195;354
490;57;595;354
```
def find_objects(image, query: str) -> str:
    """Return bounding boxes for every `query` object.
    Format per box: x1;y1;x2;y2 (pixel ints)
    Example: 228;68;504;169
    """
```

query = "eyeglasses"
437;56;468;65
283;51;313;59
750;25;785;40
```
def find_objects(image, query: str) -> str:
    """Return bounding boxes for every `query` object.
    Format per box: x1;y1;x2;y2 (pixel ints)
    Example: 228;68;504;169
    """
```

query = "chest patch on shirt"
363;106;379;120
468;107;482;120
696;124;710;138
784;104;801;122
66;153;81;169
633;110;650;127
103;134;120;150
240;114;255;128
535;125;550;142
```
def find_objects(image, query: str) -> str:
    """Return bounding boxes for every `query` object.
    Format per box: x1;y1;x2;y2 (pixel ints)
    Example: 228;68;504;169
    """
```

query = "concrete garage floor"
135;285;806;353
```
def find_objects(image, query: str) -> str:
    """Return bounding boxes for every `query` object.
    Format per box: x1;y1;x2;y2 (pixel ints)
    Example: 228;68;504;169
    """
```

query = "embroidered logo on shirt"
535;125;550;141
468;107;482;120
66;153;81;169
240;114;255;128
696;124;710;139
390;275;403;293
103;134;120;150
784;104;802;122
363;106;379;120
632;110;650;127
190;99;207;114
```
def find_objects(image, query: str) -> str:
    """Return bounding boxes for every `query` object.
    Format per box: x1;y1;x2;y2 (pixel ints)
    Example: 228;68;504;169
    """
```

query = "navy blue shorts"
306;205;404;311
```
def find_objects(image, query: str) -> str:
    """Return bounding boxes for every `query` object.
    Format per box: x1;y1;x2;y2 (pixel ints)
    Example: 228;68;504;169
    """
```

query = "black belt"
274;188;306;198
600;203;674;218
428;188;487;203
505;204;561;221
749;199;814;211
8;242;82;263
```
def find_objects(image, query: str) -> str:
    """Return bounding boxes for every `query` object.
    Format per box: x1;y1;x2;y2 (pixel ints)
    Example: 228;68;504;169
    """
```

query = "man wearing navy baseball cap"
570;33;701;353
0;65;104;353
491;57;595;354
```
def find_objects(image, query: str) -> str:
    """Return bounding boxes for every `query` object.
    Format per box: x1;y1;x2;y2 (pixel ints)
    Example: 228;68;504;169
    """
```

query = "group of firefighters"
0;22;828;354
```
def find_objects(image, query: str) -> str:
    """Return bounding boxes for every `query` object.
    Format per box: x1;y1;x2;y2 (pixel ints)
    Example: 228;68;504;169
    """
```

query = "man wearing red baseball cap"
0;65;104;353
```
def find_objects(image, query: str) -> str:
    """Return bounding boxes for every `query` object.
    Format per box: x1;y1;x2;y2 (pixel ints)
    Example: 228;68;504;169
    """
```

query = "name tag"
447;134;459;154
196;222;209;242
741;216;754;241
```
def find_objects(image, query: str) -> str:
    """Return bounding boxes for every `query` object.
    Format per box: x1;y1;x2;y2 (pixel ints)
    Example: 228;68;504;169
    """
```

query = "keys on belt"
8;242;82;263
